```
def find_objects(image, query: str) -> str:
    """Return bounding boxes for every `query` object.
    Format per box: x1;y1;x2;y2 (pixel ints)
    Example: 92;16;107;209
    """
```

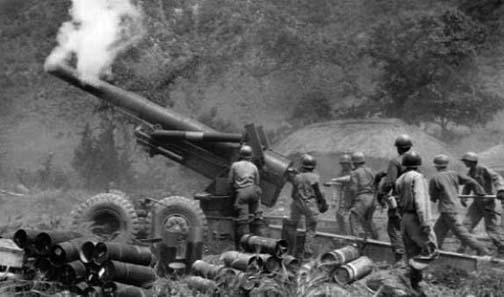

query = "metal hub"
163;215;190;235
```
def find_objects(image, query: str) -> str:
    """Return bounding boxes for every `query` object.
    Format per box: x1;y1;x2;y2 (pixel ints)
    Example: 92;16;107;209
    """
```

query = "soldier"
459;152;504;255
377;134;412;262
228;145;261;249
348;152;377;238
395;151;438;295
284;154;327;259
429;154;489;255
335;154;353;234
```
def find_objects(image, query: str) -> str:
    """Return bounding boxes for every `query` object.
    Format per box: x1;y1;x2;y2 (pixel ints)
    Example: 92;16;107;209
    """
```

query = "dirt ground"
1;189;503;297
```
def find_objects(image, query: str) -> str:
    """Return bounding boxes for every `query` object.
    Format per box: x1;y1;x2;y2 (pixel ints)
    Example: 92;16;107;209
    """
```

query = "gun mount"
45;62;293;250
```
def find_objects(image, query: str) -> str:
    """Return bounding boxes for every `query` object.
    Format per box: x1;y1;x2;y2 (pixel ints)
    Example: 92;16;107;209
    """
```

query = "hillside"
1;0;504;192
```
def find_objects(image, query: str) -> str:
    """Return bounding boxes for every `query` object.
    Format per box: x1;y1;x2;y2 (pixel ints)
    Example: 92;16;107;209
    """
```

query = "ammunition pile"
318;245;374;284
13;229;155;297
184;234;300;295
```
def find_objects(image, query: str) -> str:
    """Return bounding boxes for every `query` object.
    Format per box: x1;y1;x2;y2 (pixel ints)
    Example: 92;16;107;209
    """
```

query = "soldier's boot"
409;267;425;296
283;220;298;256
395;252;404;263
235;221;250;250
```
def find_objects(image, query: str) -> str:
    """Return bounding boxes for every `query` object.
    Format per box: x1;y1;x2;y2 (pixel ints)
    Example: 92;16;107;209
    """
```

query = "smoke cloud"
45;0;144;83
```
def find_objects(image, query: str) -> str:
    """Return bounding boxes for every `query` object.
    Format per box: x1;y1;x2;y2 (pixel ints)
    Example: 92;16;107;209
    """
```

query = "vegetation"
1;0;504;185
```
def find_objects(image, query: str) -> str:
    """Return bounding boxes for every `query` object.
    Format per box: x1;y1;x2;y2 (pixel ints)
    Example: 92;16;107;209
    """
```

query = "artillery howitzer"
44;62;293;268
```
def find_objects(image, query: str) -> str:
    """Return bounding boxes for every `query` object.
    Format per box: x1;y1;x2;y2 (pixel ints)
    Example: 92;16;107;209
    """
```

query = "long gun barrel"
44;62;236;159
45;62;292;207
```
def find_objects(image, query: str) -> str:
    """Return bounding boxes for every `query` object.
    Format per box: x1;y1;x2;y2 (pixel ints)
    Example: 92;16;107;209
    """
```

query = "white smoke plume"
45;0;144;83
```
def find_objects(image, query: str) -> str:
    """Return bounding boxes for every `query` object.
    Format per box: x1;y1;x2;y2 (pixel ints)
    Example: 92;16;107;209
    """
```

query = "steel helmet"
239;145;253;160
301;154;317;170
351;152;365;164
339;154;352;164
394;134;413;149
433;154;449;167
461;152;478;163
402;151;422;168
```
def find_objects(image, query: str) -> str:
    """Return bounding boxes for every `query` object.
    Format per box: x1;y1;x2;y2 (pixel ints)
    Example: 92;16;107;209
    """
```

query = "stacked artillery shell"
318;245;373;284
220;251;264;272
319;245;360;272
14;229;84;282
188;260;256;293
240;235;288;258
99;260;156;288
13;229;156;295
333;256;374;284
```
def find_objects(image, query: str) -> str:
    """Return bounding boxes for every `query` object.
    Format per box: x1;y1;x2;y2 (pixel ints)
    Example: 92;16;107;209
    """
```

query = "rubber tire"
70;193;140;243
152;196;207;243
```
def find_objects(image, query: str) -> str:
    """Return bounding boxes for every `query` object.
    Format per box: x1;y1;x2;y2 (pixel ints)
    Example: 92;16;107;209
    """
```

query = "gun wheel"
70;193;140;243
152;196;207;242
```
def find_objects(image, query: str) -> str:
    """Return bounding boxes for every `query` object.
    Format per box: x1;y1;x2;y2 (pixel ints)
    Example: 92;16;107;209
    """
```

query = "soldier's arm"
485;167;504;192
348;171;359;196
458;174;485;195
228;163;235;186
380;161;399;194
414;176;432;227
428;178;438;203
254;166;260;186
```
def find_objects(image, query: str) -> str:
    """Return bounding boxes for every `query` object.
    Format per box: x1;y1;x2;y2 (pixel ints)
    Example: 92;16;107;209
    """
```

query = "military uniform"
228;159;261;246
461;165;504;252
348;165;377;238
429;170;488;255
396;169;437;291
379;155;406;258
335;168;352;235
288;171;320;257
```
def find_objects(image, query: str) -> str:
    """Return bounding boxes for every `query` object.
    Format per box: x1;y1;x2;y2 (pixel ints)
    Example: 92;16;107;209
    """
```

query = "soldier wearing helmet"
395;151;438;294
377;134;412;262
284;154;327;259
347;152;377;238
429;154;488;255
228;145;261;249
458;151;504;255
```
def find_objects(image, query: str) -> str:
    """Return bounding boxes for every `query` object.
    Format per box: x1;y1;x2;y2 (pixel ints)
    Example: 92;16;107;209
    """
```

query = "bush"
290;91;333;126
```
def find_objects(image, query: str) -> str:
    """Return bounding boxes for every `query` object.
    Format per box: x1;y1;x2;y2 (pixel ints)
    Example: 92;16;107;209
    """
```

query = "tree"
72;123;96;189
363;9;503;135
72;118;135;190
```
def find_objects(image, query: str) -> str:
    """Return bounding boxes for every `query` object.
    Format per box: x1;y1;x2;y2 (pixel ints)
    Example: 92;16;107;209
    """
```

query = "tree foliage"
72;119;134;190
362;9;503;132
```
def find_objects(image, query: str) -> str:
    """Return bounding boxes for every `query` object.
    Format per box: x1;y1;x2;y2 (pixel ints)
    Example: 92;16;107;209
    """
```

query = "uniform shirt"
395;170;431;227
291;171;320;202
379;155;405;195
228;160;259;190
338;168;353;209
462;165;504;195
348;166;376;196
429;169;484;213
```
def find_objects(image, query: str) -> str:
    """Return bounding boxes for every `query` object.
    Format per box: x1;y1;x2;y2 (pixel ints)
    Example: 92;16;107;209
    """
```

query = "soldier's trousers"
388;209;405;256
290;198;319;257
462;200;504;251
234;186;261;246
434;212;487;254
401;212;437;260
349;193;377;238
336;208;350;235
